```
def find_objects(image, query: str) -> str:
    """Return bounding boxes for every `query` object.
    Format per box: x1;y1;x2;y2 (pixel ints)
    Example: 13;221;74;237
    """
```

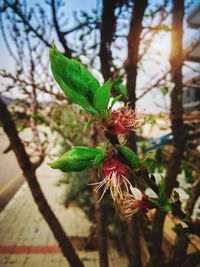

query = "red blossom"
102;157;127;178
90;156;131;201
108;105;144;135
123;187;152;219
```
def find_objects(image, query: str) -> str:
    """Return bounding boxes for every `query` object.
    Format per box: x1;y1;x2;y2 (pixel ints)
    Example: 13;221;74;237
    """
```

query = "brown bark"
149;0;185;264
126;216;142;267
0;98;84;267
173;175;200;258
125;0;148;110
164;251;200;267
99;0;116;81
124;3;147;265
166;0;185;197
185;176;200;214
91;126;109;267
125;0;148;153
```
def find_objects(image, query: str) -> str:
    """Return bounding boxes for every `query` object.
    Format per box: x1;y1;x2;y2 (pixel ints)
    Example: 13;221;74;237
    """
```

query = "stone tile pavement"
0;161;128;267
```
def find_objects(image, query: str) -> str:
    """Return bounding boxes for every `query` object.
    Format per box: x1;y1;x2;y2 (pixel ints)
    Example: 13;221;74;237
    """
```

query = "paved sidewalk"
0;161;127;267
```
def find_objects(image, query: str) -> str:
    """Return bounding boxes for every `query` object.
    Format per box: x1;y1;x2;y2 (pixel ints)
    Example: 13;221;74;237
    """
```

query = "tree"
149;0;185;263
0;98;84;267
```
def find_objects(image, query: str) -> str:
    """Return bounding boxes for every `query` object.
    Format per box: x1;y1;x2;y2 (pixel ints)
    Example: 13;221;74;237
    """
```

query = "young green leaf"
146;114;156;124
116;145;141;169
52;70;97;114
110;94;122;109
50;44;99;106
83;118;97;133
93;153;107;167
158;178;166;204
161;203;172;212
48;147;106;172
161;86;169;95
93;79;112;111
113;78;128;99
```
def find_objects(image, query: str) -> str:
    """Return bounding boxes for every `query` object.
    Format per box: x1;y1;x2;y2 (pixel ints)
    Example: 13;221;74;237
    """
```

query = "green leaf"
162;203;172;212
143;157;156;173
83;118;97;133
159;25;170;31
110;95;122;109
103;141;109;151
161;86;169;95
113;78;128;99
31;113;45;123
158;178;166;204
50;44;100;97
148;198;160;208
116;145;141;169
93;153;107;167
183;216;191;224
51;70;97;114
146;114;156;124
93;79;112;111
149;198;172;212
50;44;99;113
48;146;106;172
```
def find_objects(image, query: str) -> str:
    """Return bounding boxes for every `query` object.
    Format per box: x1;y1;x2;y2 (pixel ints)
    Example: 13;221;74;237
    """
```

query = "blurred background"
0;0;200;267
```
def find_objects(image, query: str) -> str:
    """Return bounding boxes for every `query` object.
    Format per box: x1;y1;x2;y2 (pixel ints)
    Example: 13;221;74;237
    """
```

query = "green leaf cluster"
48;146;106;172
50;44;112;114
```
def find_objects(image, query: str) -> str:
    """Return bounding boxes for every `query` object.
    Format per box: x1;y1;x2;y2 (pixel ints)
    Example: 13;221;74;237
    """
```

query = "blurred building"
183;75;200;111
183;4;200;112
182;5;200;155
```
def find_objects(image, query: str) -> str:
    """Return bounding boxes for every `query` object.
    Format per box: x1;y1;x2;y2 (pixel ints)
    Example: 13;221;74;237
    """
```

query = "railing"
142;133;174;153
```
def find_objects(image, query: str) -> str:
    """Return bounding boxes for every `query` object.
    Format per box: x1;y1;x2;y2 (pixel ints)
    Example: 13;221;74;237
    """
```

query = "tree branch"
4;0;51;48
125;0;148;110
0;97;84;267
51;0;71;58
99;0;116;81
149;1;185;262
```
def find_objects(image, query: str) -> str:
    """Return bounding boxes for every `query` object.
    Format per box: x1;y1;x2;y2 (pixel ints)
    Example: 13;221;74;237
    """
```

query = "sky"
0;0;199;114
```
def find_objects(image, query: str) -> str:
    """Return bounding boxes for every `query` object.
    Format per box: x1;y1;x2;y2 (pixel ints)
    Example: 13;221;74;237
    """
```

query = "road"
0;127;24;211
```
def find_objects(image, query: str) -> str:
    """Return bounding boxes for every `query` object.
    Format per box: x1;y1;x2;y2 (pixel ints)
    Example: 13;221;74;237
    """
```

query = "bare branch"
50;0;71;57
99;0;116;81
4;0;51;47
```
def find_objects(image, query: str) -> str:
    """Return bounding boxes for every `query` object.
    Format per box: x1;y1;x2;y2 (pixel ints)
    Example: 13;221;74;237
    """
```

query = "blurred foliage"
57;170;94;219
57;170;123;242
49;104;90;148
141;148;167;174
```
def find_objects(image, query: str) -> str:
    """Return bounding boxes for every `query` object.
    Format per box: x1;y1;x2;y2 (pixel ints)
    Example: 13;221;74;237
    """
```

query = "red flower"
122;187;152;219
109;105;144;135
102;157;127;177
91;156;131;201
